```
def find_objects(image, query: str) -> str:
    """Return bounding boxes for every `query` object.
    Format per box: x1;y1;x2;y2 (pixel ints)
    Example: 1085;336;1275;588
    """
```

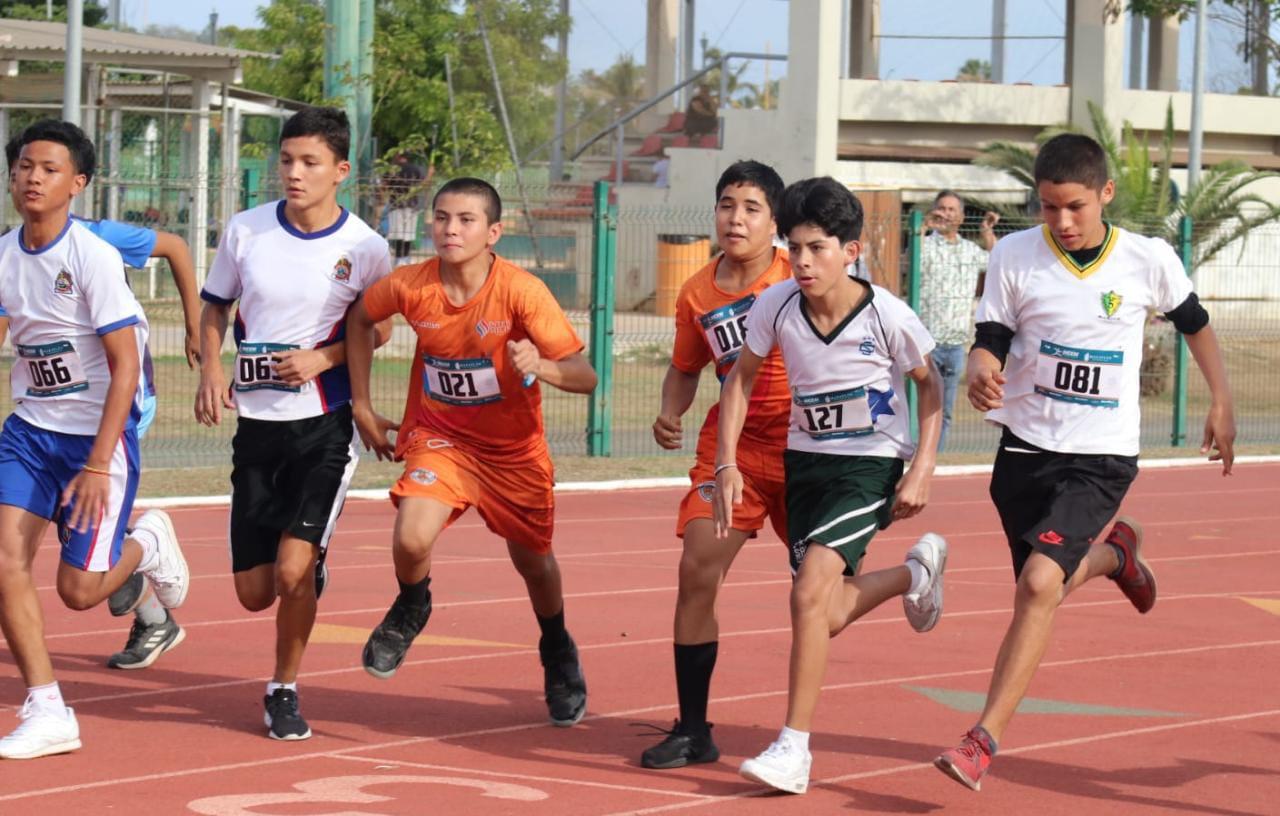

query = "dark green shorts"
784;449;904;575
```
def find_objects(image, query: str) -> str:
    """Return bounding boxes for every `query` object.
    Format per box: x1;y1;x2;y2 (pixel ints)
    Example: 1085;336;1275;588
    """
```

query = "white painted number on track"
186;773;548;815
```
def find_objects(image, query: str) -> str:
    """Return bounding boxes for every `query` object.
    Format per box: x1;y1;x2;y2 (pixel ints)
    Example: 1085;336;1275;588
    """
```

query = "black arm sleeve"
1165;292;1210;335
971;321;1015;366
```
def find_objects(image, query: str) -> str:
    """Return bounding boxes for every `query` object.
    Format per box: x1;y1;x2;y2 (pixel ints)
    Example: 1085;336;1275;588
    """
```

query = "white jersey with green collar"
976;224;1193;456
744;278;935;459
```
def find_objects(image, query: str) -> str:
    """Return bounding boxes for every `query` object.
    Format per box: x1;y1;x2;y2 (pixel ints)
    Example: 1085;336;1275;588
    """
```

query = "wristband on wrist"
713;463;738;476
82;465;111;476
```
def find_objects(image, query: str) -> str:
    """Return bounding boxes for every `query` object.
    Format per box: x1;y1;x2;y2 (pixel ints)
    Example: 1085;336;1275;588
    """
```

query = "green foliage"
956;59;992;81
973;99;1280;266
0;0;107;25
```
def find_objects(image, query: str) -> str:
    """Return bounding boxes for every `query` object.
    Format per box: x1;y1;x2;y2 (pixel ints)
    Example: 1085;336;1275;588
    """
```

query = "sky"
126;0;1266;95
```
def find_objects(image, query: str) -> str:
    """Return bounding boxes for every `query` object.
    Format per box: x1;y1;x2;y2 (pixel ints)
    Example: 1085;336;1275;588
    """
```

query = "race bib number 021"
1033;340;1123;408
17;341;89;397
793;386;874;439
423;354;502;406
235;342;300;393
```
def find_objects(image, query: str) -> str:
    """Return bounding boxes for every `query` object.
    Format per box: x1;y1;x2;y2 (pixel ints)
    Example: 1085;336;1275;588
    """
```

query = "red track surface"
1;462;1277;814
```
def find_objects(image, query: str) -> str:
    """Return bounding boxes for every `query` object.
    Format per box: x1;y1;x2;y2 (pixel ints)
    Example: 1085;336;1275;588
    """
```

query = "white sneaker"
903;532;947;633
739;737;812;794
0;698;81;760
133;509;189;609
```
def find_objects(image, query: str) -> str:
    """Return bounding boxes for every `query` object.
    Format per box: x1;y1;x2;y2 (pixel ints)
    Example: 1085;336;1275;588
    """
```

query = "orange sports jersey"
670;249;791;447
362;254;584;460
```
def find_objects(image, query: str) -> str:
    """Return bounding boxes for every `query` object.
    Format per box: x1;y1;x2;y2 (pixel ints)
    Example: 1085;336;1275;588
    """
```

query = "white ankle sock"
266;681;298;696
906;559;930;596
780;725;809;751
135;585;167;625
28;682;66;715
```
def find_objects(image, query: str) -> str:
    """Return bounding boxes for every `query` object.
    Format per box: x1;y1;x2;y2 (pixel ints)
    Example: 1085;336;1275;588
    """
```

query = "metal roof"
0;19;271;82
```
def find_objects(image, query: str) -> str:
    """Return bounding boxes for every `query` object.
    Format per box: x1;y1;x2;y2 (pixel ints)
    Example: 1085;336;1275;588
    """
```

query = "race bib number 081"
235;342;301;393
423;355;502;406
1033;340;1123;408
17;341;89;397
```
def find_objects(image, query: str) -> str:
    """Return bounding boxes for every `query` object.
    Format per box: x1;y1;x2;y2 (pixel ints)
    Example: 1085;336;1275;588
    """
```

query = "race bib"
17;341;89;397
423;354;502;406
235;342;301;393
1033;340;1123;408
793;386;874;439
699;294;755;366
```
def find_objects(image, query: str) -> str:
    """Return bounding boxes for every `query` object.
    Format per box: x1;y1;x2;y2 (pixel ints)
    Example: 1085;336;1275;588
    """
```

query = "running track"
1;462;1277;814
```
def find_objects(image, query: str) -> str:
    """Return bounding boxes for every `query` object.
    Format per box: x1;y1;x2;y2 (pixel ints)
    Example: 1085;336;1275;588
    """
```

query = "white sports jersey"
745;278;935;459
203;201;392;421
976;224;1194;456
0;219;148;435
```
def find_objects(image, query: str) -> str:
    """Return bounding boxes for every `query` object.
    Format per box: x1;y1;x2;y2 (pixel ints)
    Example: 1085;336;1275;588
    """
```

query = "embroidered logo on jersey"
859;336;876;356
696;481;716;503
410;320;441;330
1100;290;1123;319
475;319;512;338
1038;530;1064;546
409;468;437;485
868;387;896;422
331;256;353;283
53;270;73;295
791;538;809;568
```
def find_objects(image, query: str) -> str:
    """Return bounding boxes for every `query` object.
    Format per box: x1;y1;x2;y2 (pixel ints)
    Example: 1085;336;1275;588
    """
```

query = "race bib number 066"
235;342;301;393
1033;340;1123;408
17;341;89;397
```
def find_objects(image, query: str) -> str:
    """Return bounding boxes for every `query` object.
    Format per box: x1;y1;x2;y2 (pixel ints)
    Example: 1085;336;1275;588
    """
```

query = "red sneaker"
934;727;996;791
1106;516;1155;614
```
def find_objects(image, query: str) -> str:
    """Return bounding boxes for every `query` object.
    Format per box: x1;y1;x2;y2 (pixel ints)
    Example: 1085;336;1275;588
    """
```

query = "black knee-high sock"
536;608;571;652
674;641;718;728
397;575;431;607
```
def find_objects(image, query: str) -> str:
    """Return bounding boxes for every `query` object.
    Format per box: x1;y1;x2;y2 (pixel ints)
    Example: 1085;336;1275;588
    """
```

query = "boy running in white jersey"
715;177;947;794
933;134;1236;791
0;120;188;760
195;107;392;741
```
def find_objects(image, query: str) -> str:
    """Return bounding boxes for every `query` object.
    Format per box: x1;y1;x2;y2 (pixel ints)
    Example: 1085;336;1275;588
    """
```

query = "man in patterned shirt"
917;191;998;451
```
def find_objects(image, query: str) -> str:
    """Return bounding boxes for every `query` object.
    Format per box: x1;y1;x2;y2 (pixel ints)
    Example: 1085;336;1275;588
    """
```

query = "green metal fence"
2;185;1277;470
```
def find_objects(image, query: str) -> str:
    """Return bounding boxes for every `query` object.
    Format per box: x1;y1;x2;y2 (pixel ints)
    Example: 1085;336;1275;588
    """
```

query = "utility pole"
63;0;84;126
991;0;1006;83
551;0;569;181
1188;0;1206;190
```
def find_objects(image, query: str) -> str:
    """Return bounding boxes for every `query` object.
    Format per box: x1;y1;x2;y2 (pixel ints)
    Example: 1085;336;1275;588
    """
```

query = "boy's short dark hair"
934;189;964;208
776;176;863;243
715;160;785;216
11;120;96;181
280;106;350;163
433;177;502;224
1034;133;1110;191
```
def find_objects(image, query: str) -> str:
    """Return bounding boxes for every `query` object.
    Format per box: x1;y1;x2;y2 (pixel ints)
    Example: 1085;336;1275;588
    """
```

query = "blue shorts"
0;414;141;571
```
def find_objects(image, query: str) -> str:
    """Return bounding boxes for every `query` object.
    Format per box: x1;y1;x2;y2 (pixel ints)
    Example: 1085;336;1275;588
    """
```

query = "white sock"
906;559;930;596
130;525;160;573
28;682;67;716
779;725;809;751
134;584;167;626
266;681;298;696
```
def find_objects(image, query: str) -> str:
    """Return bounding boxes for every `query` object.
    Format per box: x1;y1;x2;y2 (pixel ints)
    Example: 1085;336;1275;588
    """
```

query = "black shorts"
229;405;358;573
989;428;1137;582
784;449;902;576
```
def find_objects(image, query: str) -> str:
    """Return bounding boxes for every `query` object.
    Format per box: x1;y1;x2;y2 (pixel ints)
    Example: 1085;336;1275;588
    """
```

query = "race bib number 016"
1033;340;1123;408
698;294;755;366
17;341;89;397
793;386;874;439
423;354;502;406
235;342;301;393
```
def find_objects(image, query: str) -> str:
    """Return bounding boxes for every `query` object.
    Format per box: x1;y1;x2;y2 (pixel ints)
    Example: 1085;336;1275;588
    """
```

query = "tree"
0;0;107;25
1129;1;1276;91
956;59;992;82
569;54;646;141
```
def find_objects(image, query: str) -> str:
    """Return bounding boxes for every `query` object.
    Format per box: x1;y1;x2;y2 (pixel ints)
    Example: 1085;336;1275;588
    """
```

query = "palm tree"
972;100;1280;267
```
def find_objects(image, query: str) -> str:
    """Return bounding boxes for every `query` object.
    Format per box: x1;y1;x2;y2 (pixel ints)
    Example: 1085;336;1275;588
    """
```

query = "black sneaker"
263;688;311;740
362;597;431;679
107;611;185;670
107;572;146;617
315;557;329;601
640;720;720;769
541;636;587;727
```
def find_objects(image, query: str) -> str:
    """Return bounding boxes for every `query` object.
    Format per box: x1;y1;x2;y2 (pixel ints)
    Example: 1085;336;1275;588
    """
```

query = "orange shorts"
391;435;556;554
675;425;786;540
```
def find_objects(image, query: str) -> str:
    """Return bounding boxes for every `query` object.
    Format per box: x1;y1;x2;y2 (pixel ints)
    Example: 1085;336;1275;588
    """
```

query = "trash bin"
655;234;711;316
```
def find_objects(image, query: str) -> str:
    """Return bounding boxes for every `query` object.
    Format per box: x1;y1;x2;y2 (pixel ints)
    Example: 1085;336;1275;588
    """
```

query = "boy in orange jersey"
641;161;791;769
346;177;598;727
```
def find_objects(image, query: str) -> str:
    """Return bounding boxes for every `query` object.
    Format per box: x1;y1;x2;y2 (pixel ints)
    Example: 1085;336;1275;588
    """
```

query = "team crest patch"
1100;290;1123;319
53;270;73;295
409;468;437;485
791;539;810;566
331;256;353;283
475;319;512;338
859;336;876;356
696;481;716;502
